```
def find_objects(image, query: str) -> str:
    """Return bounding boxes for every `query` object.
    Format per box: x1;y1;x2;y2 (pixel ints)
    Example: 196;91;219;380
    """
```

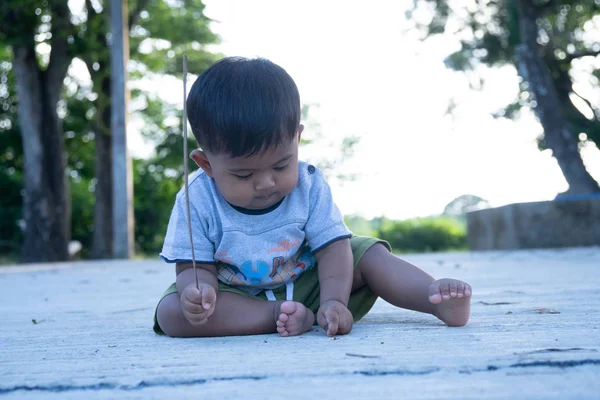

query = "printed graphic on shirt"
217;245;316;288
268;238;301;253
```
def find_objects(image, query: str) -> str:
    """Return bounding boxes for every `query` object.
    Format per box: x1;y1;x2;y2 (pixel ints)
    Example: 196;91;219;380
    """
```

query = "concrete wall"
466;197;600;250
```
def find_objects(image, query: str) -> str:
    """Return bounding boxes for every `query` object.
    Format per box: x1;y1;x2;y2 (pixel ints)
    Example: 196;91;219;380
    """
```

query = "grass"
0;255;18;265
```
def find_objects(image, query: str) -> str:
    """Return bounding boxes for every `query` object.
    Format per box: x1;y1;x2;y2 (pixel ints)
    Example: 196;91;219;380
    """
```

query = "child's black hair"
186;57;301;157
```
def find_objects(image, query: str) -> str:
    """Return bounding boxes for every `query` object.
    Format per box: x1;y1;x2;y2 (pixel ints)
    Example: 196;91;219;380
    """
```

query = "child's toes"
428;284;443;304
440;282;451;300
280;301;297;315
457;282;465;298
278;313;289;323
465;284;472;297
449;281;458;298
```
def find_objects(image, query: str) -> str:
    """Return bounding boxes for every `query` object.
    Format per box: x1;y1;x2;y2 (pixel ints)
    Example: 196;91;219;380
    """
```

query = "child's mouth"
255;192;277;202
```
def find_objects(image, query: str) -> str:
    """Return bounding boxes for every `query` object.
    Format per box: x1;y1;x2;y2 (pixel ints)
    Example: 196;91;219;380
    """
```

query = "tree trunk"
515;0;599;195
12;45;70;263
84;0;114;259
545;56;600;147
90;75;114;259
88;0;143;258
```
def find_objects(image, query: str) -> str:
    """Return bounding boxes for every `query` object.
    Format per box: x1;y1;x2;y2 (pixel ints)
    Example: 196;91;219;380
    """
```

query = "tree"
0;46;98;261
1;0;73;262
0;47;23;258
74;0;219;258
408;0;600;194
0;0;219;262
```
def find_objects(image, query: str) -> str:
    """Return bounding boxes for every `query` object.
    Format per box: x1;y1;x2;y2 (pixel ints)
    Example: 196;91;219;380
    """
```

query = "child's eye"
233;173;252;180
274;164;288;172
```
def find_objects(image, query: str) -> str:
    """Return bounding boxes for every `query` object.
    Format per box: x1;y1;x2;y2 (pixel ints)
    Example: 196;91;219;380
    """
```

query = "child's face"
192;129;302;210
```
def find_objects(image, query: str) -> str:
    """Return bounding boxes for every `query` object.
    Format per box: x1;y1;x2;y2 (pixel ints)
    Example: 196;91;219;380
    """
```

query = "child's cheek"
284;170;298;195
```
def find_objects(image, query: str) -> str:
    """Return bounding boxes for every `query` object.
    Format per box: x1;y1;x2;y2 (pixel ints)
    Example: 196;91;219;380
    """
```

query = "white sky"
120;0;600;219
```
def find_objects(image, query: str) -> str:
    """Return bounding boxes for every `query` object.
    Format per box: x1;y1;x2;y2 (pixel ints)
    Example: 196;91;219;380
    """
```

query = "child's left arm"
314;238;354;336
315;238;353;306
303;165;354;336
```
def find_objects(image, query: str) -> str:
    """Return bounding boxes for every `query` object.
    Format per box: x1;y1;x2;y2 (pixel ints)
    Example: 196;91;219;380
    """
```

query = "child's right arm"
175;263;219;326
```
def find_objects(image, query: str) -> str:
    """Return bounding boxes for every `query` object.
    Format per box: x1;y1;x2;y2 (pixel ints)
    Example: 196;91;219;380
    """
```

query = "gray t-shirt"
160;161;352;294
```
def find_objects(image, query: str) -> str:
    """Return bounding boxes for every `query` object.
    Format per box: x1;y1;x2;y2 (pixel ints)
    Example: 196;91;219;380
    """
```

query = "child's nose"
255;174;276;191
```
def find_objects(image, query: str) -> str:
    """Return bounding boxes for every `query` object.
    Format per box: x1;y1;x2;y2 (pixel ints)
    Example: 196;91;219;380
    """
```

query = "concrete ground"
1;247;599;399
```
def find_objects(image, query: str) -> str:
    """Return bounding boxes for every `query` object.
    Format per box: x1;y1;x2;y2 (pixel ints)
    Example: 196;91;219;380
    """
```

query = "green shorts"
153;236;390;335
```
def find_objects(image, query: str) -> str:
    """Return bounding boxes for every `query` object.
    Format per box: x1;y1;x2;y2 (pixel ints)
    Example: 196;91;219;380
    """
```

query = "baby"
154;57;472;338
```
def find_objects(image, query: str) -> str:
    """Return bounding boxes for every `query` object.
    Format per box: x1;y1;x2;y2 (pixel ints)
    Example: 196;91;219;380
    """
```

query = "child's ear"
190;149;213;177
297;124;304;142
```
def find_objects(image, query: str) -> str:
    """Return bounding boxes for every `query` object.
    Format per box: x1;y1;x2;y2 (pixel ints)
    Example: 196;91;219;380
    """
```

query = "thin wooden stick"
182;54;199;290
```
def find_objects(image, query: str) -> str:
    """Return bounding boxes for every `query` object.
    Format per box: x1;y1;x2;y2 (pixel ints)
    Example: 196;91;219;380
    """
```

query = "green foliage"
63;80;96;181
345;213;468;253
410;0;600;148
0;42;100;259
0;50;22;257
70;177;95;257
0;0;219;260
344;215;377;237
133;158;181;255
378;216;467;253
129;0;221;75
0;0;42;47
62;75;100;256
137;93;199;175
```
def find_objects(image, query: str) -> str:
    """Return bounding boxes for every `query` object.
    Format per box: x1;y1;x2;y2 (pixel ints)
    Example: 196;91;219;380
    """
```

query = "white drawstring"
265;289;276;301
285;281;294;301
264;281;294;301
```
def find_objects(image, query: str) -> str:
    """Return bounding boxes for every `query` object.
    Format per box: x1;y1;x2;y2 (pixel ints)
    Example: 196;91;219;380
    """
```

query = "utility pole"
110;0;134;258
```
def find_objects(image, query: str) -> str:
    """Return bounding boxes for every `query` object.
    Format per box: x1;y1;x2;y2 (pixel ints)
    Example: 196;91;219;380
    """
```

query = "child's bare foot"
275;301;315;337
428;278;472;327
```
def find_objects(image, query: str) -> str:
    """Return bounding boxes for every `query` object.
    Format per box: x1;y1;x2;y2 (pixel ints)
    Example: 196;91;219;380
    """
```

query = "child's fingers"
181;297;207;314
337;313;352;335
316;310;327;331
183;309;209;326
325;310;339;337
183;286;203;304
200;285;216;310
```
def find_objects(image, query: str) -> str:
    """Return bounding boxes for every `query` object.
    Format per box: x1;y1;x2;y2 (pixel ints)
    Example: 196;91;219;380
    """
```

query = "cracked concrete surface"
1;247;599;399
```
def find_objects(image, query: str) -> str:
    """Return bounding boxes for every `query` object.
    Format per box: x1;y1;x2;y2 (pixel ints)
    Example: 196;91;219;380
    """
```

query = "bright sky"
130;0;600;220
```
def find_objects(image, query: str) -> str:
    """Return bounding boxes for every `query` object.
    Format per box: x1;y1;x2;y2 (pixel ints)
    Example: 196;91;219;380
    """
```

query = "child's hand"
317;300;353;337
180;283;217;326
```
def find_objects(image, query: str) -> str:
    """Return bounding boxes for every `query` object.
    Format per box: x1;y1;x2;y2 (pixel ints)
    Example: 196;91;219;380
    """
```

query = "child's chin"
251;196;280;209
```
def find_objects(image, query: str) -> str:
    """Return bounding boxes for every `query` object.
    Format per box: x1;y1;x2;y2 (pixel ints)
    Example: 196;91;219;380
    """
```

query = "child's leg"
157;291;314;337
353;244;471;326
